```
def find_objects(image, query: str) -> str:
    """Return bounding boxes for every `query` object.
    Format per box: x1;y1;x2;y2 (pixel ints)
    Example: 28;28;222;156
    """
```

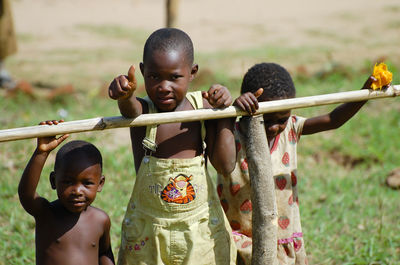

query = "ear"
97;175;105;192
190;64;198;81
50;172;56;190
139;62;145;76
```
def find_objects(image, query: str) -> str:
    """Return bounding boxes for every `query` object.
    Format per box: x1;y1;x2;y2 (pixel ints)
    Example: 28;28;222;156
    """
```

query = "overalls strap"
142;97;158;152
186;91;206;150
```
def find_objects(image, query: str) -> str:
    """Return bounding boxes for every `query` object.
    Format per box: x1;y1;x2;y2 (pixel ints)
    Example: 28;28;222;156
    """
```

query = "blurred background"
1;0;400;264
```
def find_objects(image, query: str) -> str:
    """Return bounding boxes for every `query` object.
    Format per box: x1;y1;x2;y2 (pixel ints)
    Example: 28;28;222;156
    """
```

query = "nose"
71;185;83;196
267;124;280;135
158;80;171;92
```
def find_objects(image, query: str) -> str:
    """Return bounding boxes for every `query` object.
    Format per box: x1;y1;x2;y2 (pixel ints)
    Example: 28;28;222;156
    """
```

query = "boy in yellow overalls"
108;28;237;265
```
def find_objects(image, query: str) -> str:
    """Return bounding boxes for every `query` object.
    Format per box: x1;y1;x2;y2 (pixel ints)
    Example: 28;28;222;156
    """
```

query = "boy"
108;28;237;264
18;120;115;265
218;62;376;264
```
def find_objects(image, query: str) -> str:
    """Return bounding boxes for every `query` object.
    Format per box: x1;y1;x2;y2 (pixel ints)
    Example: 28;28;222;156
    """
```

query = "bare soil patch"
12;0;400;75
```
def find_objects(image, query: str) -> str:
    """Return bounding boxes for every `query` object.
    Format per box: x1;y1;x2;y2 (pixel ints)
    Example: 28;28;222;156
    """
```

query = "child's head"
50;140;104;213
241;63;296;140
241;62;296;101
140;28;198;112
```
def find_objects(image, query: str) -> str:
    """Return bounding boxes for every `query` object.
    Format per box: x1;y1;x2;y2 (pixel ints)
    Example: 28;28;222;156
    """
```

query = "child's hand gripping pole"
202;84;233;108
36;120;69;153
233;88;264;115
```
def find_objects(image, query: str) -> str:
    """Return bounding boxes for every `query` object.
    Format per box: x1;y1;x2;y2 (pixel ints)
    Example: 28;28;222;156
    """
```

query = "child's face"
51;158;104;213
259;96;291;140
140;49;198;112
262;110;291;140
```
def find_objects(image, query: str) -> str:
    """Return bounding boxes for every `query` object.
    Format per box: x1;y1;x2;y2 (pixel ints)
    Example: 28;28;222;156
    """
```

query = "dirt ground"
11;0;400;75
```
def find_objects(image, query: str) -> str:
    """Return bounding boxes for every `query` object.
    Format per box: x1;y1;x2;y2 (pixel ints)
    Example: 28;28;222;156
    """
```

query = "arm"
205;118;236;175
108;65;143;118
18;120;69;216
203;85;236;174
99;215;115;265
302;76;376;135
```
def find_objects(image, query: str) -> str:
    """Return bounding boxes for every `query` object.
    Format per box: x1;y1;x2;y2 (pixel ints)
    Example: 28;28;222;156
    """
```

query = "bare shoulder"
31;197;54;219
86;206;111;227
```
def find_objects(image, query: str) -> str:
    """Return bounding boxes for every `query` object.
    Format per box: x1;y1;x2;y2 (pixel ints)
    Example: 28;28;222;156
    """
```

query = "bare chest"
35;209;102;264
131;121;202;169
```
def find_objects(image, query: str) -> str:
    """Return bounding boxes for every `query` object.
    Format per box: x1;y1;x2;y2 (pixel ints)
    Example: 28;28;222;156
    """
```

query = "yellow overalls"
118;92;236;265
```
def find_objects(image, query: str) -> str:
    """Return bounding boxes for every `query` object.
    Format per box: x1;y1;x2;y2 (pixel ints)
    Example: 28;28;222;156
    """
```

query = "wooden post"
240;115;277;265
166;0;180;28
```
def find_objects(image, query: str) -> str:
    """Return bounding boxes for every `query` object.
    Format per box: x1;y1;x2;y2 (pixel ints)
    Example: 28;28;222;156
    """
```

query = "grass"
293;65;400;264
1;26;400;264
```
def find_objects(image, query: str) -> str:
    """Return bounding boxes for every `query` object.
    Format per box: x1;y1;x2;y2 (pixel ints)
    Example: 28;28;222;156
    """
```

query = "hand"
361;75;378;90
36;120;69;153
233;88;263;115
108;65;137;100
202;84;232;109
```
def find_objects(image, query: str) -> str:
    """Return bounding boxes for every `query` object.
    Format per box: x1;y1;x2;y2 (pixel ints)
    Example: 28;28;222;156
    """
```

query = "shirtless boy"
18;120;114;265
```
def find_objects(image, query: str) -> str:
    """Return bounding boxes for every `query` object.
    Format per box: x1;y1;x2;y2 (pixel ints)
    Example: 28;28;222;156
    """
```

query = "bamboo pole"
240;115;277;265
0;85;399;143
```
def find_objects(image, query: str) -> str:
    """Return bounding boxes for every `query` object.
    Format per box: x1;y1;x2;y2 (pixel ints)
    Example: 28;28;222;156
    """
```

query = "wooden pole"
166;0;180;28
240;115;277;265
0;85;399;143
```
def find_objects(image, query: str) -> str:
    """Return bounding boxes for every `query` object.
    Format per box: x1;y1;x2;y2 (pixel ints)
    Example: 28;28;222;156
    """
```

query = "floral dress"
217;115;308;265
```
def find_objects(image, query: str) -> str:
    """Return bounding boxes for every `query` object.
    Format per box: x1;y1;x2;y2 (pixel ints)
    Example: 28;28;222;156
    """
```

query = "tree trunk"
239;115;277;265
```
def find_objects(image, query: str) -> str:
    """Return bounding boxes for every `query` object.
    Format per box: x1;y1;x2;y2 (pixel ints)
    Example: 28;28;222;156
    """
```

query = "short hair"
54;140;102;171
241;63;296;99
143;28;194;65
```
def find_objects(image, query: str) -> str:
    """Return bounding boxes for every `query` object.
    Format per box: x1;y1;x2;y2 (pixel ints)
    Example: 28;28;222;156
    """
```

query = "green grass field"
1;28;400;264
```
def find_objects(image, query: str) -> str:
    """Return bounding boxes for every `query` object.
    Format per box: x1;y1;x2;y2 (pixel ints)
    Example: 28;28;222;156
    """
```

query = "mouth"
158;97;174;104
69;200;86;207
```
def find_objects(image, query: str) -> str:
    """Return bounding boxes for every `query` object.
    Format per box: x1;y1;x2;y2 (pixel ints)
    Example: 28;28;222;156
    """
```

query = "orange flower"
371;63;393;90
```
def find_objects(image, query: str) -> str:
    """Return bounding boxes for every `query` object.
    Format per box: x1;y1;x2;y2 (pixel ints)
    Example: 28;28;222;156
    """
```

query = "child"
18;120;115;265
108;28;237;264
217;62;376;265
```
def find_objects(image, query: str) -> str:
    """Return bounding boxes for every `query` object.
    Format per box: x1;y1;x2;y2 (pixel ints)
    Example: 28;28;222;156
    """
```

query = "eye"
61;179;73;185
171;75;181;80
83;180;95;186
148;74;158;80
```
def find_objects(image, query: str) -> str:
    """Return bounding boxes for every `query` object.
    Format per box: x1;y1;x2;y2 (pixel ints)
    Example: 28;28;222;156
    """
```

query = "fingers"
254;88;264;98
109;65;137;100
201;91;209;100
37;120;68;150
127;65;136;85
233;92;259;115
205;84;232;108
56;134;69;144
108;75;130;99
126;65;137;95
362;75;378;90
39;120;64;125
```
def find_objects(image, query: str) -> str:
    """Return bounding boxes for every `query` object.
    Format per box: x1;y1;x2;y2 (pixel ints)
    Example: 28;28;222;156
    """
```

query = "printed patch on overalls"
161;174;196;204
